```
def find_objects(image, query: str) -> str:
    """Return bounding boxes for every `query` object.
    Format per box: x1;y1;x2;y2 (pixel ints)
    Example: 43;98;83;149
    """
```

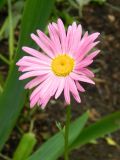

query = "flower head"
16;19;100;109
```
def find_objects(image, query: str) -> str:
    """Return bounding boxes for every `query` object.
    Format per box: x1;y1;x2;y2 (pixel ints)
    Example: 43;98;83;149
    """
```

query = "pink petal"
55;77;65;99
38;75;56;98
70;24;82;56
65;25;72;54
25;74;49;89
75;81;85;92
68;77;81;103
19;70;51;80
76;41;100;61
17;56;51;66
17;61;47;69
86;50;100;60
57;18;66;53
73;94;81;103
48;24;62;54
68;22;77;55
18;66;26;71
74;31;99;60
30;93;40;108
22;47;51;62
75;59;93;69
70;72;95;84
52;22;58;31
39;76;59;106
73;31;88;57
80;68;94;78
37;29;57;54
34;76;59;108
75;50;100;69
50;76;60;97
21;66;50;72
87;32;100;42
31;33;54;58
30;74;53;100
64;77;70;104
40;95;51;109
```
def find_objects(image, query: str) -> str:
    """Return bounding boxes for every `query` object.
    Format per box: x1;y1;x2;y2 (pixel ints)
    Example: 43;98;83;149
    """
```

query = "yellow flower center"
51;54;74;76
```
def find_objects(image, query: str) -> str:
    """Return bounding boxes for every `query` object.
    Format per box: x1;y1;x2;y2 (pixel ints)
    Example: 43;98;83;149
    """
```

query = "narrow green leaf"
28;112;89;160
0;0;54;151
8;0;14;62
71;111;120;149
28;111;120;160
0;1;23;41
0;17;9;40
0;72;4;94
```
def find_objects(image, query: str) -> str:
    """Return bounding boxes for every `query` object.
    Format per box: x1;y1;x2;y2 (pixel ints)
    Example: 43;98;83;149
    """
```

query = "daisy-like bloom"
16;19;100;109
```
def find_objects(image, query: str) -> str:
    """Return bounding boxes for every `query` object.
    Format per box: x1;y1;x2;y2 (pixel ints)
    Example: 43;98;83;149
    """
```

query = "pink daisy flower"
16;19;100;109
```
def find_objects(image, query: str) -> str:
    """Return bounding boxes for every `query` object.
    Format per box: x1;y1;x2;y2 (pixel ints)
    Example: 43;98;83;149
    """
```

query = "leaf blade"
71;111;120;149
28;112;89;160
28;111;120;160
0;0;54;151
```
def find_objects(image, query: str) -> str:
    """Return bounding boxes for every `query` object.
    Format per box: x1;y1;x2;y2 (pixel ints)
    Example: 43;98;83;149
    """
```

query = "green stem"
0;84;3;93
0;153;11;160
64;105;71;160
0;54;10;65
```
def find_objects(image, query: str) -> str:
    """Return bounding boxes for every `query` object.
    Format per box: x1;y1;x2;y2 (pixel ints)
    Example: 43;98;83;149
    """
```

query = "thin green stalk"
0;17;9;39
64;105;71;160
8;0;14;62
0;153;11;160
29;119;35;132
0;54;10;65
0;84;3;93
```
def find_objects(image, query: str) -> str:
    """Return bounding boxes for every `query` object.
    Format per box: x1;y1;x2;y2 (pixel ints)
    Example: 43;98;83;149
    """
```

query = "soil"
0;0;120;160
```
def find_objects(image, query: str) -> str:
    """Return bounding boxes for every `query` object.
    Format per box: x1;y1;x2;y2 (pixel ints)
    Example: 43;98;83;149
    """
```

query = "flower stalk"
64;105;71;160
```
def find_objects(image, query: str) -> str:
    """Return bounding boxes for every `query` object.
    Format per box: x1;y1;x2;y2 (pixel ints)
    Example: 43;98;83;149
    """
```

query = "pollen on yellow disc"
51;54;75;76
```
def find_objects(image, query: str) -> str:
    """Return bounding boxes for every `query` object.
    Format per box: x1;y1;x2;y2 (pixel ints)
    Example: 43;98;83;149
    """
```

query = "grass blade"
8;0;14;62
28;111;120;160
71;111;120;149
28;112;89;160
0;0;54;151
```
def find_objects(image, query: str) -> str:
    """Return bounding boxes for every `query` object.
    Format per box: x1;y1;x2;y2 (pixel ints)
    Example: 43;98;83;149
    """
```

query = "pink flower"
16;19;100;109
